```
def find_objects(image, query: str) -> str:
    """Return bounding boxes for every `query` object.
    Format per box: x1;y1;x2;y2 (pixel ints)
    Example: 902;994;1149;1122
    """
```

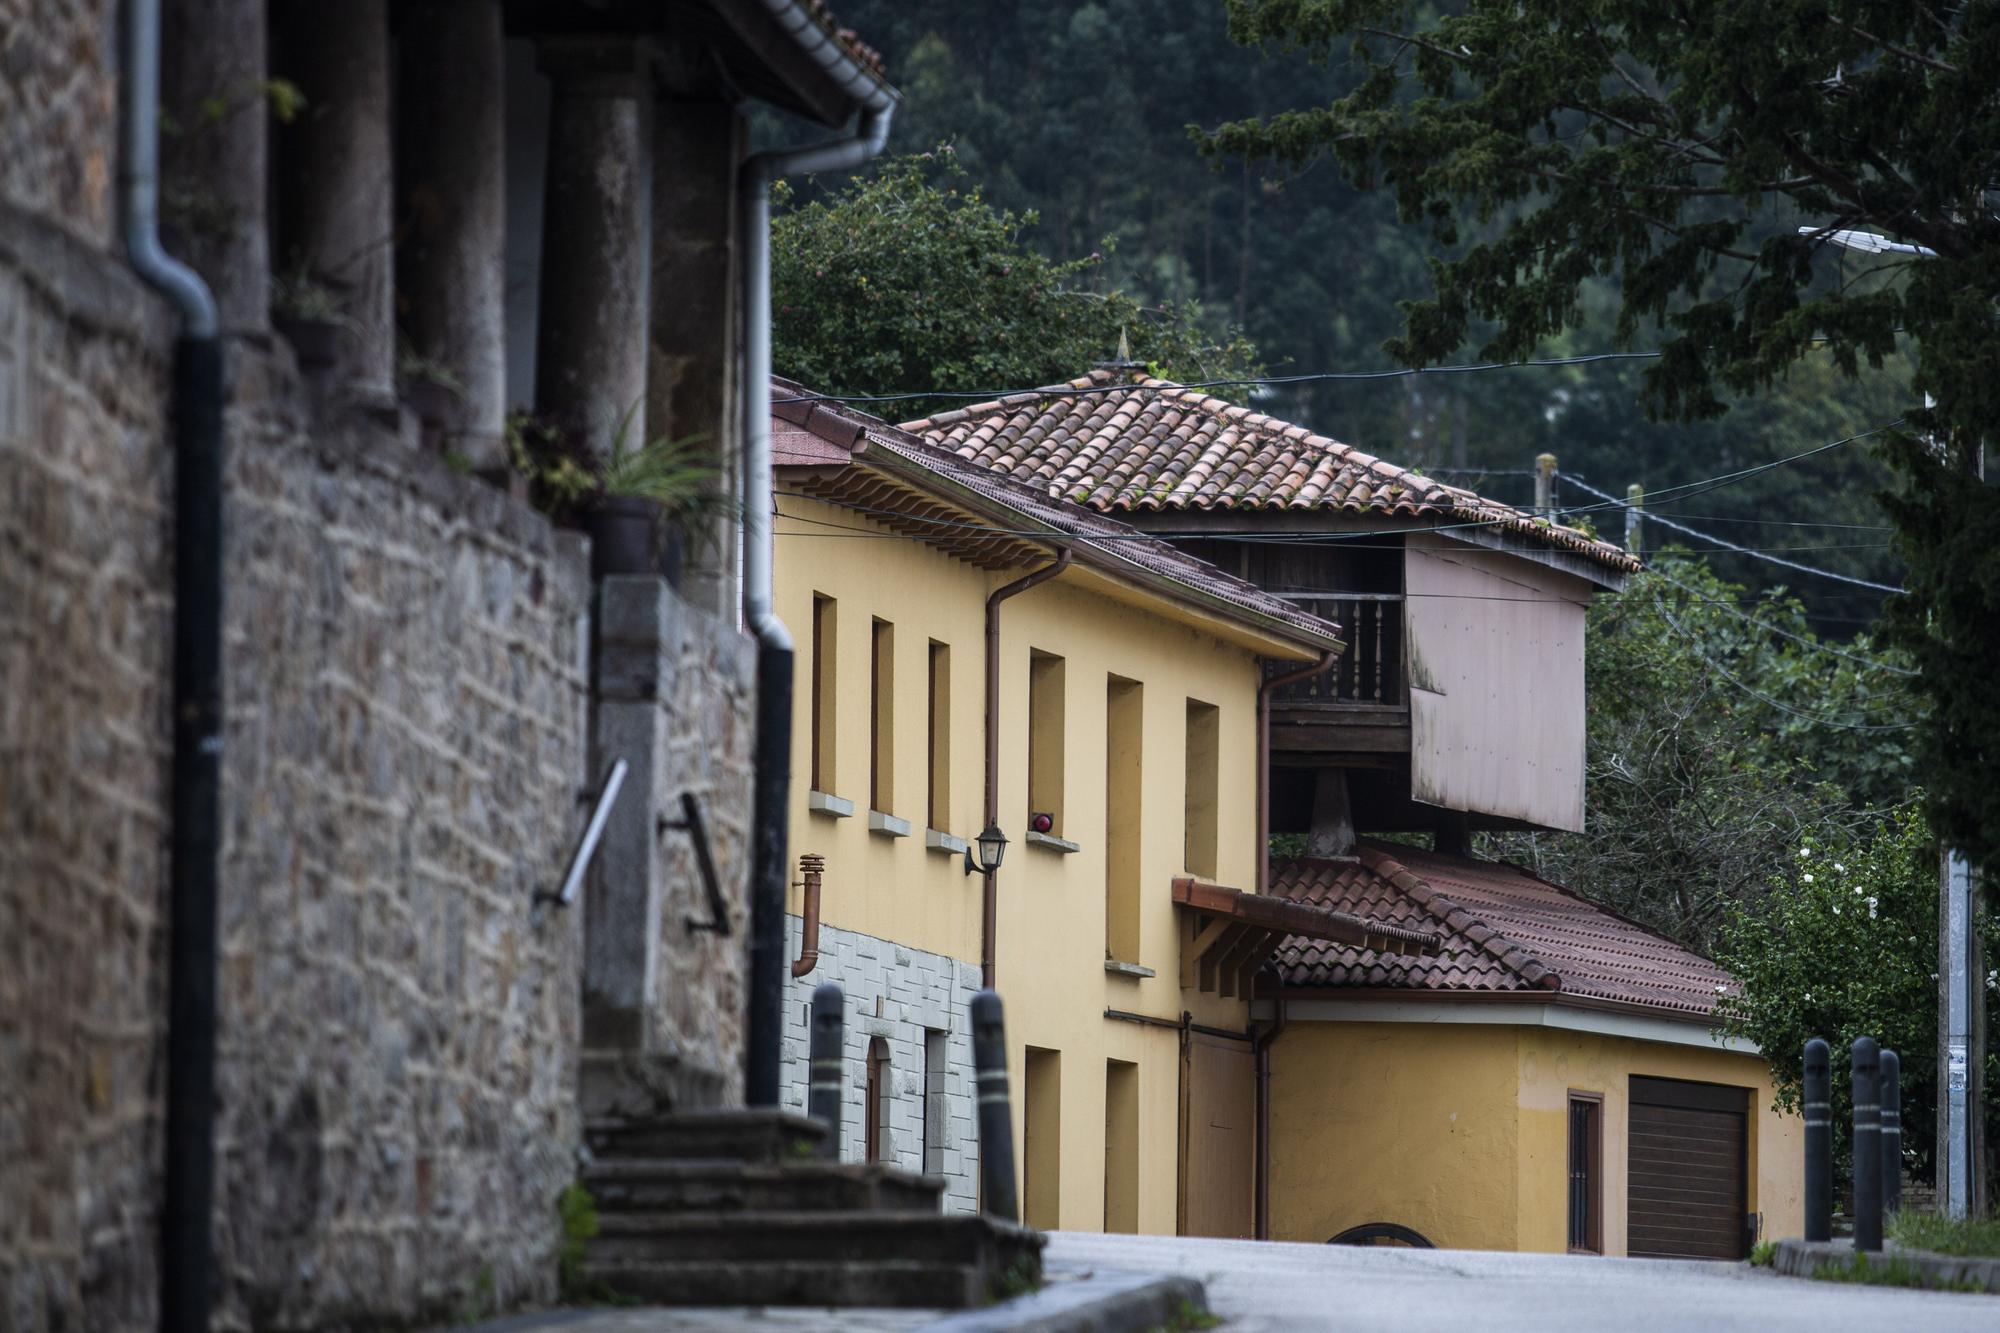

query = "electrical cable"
1644;563;1920;678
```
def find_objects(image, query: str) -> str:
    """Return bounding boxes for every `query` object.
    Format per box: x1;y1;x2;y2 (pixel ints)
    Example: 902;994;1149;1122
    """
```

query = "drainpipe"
981;548;1072;989
739;21;894;1104
1255;652;1336;894
791;853;824;978
1252;996;1288;1240
123;2;224;1331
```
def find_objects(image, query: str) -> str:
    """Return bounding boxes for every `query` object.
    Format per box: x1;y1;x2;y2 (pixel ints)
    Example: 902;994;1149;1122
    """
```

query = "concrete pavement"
1045;1230;1999;1331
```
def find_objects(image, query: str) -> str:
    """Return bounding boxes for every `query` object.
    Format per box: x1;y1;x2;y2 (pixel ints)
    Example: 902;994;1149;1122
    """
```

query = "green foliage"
1804;1250;1985;1292
771;149;1257;419
1890;1210;2000;1259
556;1184;599;1301
1750;1239;1777;1268
1711;806;1941;1177
504;406;727;528
1202;0;2000;863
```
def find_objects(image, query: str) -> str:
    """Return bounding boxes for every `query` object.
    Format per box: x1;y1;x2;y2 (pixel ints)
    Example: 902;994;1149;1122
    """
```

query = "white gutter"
1253;996;1761;1055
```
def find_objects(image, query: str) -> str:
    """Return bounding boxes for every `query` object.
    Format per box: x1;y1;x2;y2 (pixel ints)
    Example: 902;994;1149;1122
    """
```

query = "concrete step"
581;1212;1043;1308
584;1108;828;1164
582;1158;945;1215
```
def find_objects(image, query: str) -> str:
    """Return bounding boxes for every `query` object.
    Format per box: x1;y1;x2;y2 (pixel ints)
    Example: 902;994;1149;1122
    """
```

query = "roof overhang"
1250;993;1756;1054
1173;878;1437;999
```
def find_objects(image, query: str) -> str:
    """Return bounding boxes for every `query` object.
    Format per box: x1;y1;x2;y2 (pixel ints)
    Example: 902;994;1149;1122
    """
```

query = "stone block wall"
779;919;980;1211
1;203;596;1331
0;0;117;250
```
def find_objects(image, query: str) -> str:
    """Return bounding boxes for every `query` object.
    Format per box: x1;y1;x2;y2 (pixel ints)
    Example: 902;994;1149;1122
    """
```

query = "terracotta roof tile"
1269;843;1734;1017
906;370;1639;573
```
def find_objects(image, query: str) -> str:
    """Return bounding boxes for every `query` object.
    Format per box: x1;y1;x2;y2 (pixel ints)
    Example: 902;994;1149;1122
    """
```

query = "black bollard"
1879;1048;1902;1216
1804;1038;1832;1242
808;983;845;1159
1851;1036;1881;1252
970;989;1020;1222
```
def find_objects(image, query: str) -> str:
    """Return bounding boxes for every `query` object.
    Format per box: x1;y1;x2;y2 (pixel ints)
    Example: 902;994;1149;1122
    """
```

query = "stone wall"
0;0;117;250
0;203;596;1331
780;919;981;1211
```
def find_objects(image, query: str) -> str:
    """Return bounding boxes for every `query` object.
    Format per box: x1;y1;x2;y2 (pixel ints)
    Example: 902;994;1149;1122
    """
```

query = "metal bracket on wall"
660;791;731;935
538;758;629;907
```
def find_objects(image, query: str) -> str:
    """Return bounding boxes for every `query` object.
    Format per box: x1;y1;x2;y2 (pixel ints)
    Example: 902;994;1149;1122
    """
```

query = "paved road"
1046;1231;1998;1332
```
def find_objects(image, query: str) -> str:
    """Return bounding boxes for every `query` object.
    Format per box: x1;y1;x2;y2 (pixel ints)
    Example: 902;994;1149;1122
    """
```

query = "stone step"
581;1212;1042;1309
582;1158;945;1215
584;1108;828;1164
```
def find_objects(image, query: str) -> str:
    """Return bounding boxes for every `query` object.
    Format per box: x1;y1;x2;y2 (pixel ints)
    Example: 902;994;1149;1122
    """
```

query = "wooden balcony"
1268;594;1410;757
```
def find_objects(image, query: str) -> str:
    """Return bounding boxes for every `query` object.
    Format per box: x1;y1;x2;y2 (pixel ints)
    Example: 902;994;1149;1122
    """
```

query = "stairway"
578;1108;1044;1308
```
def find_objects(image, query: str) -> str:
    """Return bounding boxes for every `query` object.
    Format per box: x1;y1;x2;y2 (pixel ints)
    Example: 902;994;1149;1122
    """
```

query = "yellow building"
769;384;1424;1233
1262;844;1802;1257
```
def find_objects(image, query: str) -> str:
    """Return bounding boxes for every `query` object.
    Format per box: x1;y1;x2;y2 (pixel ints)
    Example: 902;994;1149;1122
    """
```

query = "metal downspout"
739;58;894;1104
123;2;224;1330
1255;651;1337;894
981;548;1072;989
1253;997;1288;1240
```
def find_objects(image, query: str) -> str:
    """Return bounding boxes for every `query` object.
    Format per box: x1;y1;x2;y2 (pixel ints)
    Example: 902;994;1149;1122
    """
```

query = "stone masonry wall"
780;918;980;1211
1;203;595;1331
0;0;118;251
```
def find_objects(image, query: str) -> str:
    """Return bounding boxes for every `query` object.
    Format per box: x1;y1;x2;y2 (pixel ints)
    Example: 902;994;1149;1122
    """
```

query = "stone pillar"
534;38;652;461
274;0;395;401
649;93;744;616
162;0;268;334
397;0;508;469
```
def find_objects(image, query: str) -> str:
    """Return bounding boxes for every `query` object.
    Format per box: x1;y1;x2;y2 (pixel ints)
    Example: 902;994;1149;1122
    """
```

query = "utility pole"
1534;452;1557;518
1625;482;1644;557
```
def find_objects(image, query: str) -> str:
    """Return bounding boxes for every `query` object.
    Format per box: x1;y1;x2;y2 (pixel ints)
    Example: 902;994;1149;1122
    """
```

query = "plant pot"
274;313;341;371
590;496;661;580
401;377;461;437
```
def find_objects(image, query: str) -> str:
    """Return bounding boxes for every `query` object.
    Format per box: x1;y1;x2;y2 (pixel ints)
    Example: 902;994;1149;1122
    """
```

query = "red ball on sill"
1030;811;1054;834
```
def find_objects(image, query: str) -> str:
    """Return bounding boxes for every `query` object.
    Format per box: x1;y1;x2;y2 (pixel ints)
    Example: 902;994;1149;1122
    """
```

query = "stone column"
649;94;744;616
534;38;652;462
397;0;508;470
274;0;395;402
162;0;268;334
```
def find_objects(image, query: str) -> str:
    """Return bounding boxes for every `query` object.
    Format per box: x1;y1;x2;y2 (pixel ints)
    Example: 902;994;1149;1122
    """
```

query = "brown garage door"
1628;1076;1749;1260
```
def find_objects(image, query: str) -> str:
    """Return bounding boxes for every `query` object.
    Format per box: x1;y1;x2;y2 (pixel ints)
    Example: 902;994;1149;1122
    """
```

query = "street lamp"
963;822;1009;877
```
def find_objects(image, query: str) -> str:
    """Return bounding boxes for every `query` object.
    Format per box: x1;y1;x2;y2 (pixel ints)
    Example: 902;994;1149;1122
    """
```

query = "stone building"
1;2;893;1329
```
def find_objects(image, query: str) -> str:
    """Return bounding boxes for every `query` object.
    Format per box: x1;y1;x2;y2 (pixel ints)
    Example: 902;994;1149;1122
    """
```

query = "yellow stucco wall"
1268;1017;1802;1254
776;493;1299;1234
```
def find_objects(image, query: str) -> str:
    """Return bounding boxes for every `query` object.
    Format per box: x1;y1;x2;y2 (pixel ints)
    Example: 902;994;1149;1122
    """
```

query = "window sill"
1104;960;1155;980
925;829;968;855
868;810;911;838
808;790;854;818
1025;830;1080;855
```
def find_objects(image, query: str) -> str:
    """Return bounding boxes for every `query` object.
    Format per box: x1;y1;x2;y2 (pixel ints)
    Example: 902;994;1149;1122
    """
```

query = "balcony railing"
1272;594;1405;706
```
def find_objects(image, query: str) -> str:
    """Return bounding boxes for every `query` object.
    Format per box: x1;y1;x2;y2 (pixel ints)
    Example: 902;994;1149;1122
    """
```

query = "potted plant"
271;264;345;371
396;344;463;447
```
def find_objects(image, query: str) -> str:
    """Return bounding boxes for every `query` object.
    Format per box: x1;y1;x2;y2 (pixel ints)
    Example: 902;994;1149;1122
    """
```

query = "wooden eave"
781;465;1050;570
1172;878;1436;999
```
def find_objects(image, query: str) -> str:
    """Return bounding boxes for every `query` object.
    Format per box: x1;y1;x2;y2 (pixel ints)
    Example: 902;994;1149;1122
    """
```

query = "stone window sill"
925;829;968;855
1104;960;1155;980
1026;830;1080;854
868;810;912;838
808;790;854;818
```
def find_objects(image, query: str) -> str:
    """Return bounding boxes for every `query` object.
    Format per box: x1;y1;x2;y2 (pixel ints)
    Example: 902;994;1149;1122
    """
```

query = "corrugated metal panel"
1405;533;1589;832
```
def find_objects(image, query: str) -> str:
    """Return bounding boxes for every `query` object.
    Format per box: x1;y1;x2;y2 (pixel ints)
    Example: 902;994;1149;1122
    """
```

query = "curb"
918;1270;1209;1333
1773;1237;2000;1293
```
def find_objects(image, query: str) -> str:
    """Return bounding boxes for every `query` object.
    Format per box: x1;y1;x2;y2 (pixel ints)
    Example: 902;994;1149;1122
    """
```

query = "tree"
770;150;1256;419
1494;555;1920;950
1202;1;2000;863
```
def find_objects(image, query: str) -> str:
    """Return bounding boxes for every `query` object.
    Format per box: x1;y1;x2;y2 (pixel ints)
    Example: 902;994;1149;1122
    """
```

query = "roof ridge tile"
1357;844;1560;992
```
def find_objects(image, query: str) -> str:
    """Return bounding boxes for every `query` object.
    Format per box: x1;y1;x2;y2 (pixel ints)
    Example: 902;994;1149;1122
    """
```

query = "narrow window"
923;1028;948;1176
1569;1092;1603;1253
1104;1059;1139;1233
928;641;951;833
1184;699;1219;878
866;1035;892;1163
870;618;895;814
811;594;837;793
1027;650;1066;834
1105;676;1143;962
1024;1046;1063;1229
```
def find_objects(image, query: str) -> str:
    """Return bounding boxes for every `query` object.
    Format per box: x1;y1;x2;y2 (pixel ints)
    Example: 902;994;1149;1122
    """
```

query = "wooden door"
1627;1076;1749;1259
1179;1031;1255;1237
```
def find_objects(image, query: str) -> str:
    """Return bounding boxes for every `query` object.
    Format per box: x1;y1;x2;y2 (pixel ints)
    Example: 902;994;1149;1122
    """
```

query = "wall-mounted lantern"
963;822;1009;877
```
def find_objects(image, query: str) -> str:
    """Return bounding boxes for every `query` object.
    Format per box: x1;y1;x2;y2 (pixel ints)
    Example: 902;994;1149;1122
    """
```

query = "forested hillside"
787;0;1911;629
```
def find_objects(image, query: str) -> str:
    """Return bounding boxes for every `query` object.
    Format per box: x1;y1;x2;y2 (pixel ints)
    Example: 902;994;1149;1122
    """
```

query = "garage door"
1628;1076;1749;1260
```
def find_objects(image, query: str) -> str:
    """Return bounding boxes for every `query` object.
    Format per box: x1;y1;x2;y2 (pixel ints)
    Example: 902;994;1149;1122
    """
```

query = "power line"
1558;470;1906;594
1644;563;1920;678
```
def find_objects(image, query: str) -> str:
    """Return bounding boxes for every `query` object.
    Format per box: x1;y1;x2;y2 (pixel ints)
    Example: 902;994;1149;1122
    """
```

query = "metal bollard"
1851;1036;1882;1252
808;983;845;1159
970;989;1020;1222
1879;1048;1902;1216
1804;1038;1832;1242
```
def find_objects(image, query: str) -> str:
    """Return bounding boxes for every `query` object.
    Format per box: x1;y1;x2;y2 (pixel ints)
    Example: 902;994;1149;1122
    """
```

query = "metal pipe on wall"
791;853;824;978
122;2;224;1330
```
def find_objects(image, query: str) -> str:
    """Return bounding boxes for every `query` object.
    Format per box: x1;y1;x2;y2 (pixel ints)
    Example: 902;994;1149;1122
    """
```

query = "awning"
1172;877;1438;998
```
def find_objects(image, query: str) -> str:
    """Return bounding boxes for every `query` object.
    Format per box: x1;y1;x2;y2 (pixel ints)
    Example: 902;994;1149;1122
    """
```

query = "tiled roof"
772;382;1345;653
1269;843;1734;1018
906;369;1638;574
